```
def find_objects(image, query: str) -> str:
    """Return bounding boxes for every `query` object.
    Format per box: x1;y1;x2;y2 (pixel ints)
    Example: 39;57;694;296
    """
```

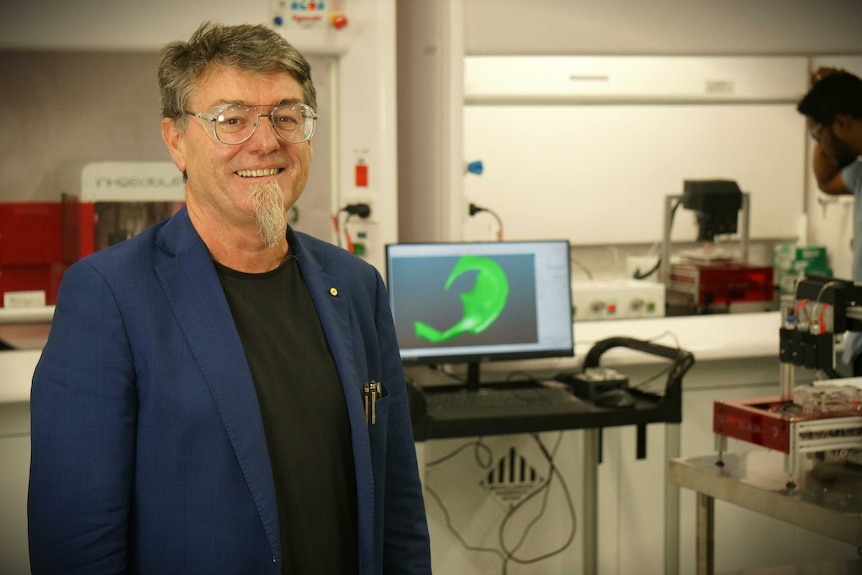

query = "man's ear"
161;117;187;174
832;113;854;137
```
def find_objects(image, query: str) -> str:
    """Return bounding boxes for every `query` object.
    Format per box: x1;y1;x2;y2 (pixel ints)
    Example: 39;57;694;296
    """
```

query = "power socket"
341;198;374;258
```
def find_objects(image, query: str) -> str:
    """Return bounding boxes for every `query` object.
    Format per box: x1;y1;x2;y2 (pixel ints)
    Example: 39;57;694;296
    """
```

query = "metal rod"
740;192;750;262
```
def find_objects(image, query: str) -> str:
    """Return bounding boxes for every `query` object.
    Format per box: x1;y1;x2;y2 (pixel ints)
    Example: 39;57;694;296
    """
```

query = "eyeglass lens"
215;104;315;144
810;124;823;143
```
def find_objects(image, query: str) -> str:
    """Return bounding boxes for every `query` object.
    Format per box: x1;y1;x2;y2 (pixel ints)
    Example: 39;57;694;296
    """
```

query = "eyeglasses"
809;123;825;143
186;103;318;145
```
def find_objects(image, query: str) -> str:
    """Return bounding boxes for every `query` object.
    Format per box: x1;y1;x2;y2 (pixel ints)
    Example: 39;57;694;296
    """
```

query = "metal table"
668;451;862;575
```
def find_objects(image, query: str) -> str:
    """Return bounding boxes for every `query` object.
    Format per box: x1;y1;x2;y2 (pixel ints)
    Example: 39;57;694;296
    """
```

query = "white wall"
398;0;862;263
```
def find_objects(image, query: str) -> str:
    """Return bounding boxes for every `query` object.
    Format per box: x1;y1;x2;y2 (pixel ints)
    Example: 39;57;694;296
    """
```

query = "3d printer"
661;180;774;313
61;161;185;263
713;276;862;485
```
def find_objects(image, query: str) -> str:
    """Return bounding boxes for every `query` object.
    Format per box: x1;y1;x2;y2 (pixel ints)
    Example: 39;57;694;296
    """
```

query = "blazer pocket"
362;380;390;427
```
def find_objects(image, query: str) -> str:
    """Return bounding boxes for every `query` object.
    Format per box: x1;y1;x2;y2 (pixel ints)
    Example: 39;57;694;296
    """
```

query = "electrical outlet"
344;197;373;220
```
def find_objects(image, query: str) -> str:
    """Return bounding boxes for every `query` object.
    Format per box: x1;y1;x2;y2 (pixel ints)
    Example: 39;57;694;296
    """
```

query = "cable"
646;329;683;350
424;438;507;564
570;256;593;280
424;484;507;563
426;438;493;468
469;202;504;241
332;203;371;253
632;363;674;395
633;199;682;280
498;432;577;570
425;434;577;575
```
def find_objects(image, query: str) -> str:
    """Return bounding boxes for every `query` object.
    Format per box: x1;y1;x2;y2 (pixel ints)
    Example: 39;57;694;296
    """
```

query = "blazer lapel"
153;209;282;560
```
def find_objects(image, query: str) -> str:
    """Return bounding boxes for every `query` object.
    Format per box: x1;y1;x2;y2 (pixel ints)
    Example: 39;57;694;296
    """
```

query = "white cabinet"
0;403;31;575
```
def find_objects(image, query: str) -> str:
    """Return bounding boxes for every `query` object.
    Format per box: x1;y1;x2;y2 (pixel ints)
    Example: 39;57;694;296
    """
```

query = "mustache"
248;181;287;248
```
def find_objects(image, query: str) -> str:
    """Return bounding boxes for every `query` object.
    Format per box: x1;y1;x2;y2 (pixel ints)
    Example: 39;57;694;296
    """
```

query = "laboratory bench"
669;451;862;575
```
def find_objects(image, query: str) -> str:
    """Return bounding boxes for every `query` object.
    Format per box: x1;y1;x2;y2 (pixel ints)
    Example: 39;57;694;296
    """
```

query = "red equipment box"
669;260;774;307
0;203;67;306
714;395;861;454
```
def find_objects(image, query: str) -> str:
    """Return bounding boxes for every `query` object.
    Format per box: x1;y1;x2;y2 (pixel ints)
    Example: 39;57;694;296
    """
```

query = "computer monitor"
385;239;574;391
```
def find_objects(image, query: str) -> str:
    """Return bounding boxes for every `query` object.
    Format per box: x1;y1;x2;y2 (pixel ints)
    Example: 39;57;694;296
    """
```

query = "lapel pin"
329;287;339;296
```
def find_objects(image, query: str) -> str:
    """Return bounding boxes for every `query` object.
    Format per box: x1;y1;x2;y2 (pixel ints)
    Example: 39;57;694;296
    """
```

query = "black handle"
582;336;695;394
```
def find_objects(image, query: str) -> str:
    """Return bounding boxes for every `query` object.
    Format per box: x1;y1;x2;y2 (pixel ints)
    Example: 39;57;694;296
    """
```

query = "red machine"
713;277;862;484
668;258;773;308
0;162;184;308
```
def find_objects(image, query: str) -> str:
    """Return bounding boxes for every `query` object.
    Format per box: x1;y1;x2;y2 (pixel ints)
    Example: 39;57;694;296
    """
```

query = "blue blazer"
28;207;431;575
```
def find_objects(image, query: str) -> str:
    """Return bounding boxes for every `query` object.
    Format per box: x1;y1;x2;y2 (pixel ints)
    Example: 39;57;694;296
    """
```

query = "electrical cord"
425;438;507;563
633;198;681;280
425;433;577;575
570;256;593;280
631;330;683;395
498;432;576;572
331;203;371;252
469;202;504;241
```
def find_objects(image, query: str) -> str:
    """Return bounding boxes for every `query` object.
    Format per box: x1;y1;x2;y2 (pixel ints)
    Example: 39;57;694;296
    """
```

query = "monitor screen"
385;240;574;384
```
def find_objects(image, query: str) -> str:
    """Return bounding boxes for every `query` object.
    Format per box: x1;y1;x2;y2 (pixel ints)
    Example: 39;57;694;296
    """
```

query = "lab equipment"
60;162;185;263
713;275;862;485
661;180;774;313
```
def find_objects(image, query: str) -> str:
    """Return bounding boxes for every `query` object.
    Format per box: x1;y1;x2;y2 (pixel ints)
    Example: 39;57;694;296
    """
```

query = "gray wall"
0;51;167;202
0;50;335;239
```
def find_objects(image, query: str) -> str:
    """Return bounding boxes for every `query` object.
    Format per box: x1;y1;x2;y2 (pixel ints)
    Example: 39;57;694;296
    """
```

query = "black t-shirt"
216;256;358;574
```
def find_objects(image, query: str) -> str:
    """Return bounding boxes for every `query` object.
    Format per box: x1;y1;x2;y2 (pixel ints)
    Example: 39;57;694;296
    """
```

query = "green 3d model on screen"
414;255;509;343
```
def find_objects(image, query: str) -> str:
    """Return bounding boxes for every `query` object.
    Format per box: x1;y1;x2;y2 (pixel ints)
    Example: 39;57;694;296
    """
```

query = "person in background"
797;68;862;375
28;22;432;575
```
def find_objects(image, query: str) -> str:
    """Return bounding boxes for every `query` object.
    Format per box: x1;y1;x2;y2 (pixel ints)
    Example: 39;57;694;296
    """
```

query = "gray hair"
158;22;317;128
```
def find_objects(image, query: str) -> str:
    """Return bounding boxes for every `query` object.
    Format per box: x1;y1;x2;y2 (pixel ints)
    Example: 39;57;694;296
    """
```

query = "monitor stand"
465;362;481;393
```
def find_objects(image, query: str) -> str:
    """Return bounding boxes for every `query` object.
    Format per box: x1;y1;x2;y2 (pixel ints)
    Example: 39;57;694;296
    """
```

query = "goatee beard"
249;181;288;248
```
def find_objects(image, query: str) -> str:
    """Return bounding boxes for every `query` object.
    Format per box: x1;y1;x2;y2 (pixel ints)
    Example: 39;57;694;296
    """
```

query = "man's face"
162;66;313;235
810;116;860;168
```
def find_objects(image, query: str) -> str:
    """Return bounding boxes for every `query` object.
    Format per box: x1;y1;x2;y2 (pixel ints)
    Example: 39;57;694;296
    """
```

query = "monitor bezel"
384;239;575;367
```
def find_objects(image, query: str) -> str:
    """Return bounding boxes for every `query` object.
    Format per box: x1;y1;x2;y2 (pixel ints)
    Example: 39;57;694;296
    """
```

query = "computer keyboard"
424;385;590;419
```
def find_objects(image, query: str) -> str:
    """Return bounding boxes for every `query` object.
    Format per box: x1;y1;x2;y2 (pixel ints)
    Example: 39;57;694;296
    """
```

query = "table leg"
695;491;714;575
583;428;599;575
665;424;681;575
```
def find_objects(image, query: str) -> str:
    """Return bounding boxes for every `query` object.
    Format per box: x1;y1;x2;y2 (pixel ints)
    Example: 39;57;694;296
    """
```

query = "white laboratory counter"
0;309;781;405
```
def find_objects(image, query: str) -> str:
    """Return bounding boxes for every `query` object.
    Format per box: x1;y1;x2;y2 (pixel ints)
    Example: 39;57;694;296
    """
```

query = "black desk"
406;337;696;575
406;372;683;442
405;335;693;442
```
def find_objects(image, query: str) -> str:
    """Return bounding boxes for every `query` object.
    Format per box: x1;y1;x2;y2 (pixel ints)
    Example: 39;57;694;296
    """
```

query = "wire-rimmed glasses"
186;103;318;145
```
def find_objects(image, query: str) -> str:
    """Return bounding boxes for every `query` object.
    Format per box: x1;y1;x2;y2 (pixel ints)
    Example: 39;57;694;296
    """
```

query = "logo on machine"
94;176;183;189
479;446;547;509
77;162;186;202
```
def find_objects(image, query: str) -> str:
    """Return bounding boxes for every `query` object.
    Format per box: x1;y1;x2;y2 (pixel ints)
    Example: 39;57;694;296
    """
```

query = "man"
28;22;432;574
797;68;862;374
